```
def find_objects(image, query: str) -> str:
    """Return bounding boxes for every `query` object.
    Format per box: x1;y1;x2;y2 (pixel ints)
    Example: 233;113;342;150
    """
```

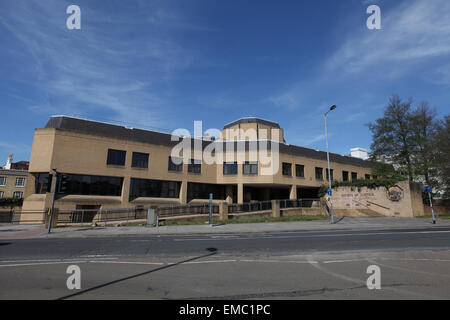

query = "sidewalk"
1;217;449;240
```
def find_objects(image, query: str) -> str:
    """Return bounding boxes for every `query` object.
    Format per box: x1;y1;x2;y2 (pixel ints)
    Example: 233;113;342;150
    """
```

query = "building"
350;148;369;160
0;155;28;200
22;116;374;215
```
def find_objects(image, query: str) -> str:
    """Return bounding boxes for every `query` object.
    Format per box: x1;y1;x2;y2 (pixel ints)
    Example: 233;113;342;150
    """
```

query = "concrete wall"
329;181;424;218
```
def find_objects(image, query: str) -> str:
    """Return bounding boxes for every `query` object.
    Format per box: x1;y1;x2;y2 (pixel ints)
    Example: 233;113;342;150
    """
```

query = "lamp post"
47;168;58;234
324;105;337;224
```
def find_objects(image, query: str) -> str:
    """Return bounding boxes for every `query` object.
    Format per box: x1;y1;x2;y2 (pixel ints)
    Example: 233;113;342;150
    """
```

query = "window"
0;177;6;186
129;178;181;200
315;167;323;180
373;175;378;180
243;162;258;175
282;163;292;176
15;177;26;187
351;172;358;181
0;191;4;199
168;157;183;172
187;182;226;202
56;173;123;196
365;174;371;180
223;162;238;175
35;173;52;194
188;160;202;174
295;164;304;178
13;191;23;199
132;152;149;169
342;171;349;181
326;169;334;181
107;149;126;166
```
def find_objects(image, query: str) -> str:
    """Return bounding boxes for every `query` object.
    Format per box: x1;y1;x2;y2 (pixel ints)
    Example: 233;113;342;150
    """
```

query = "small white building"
350;148;369;160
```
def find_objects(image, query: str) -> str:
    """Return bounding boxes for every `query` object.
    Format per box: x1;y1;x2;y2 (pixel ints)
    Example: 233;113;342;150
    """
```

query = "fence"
2;198;322;226
0;209;47;224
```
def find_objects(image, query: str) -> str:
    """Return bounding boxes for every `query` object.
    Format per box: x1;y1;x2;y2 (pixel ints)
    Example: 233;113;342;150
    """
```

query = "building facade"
0;169;27;200
22;116;373;215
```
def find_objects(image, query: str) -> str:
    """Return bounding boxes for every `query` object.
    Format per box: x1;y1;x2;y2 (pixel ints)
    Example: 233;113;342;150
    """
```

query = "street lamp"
47;168;58;234
324;105;337;224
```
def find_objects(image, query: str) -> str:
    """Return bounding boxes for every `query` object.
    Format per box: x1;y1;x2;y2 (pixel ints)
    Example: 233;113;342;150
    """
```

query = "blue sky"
1;0;449;164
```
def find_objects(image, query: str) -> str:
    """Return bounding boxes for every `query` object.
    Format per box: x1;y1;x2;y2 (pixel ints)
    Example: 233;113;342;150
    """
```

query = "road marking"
0;261;88;268
173;230;450;241
240;259;318;264
89;261;165;265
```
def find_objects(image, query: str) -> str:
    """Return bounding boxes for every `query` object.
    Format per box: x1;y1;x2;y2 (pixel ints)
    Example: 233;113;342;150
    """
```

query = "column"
238;183;244;204
179;180;188;204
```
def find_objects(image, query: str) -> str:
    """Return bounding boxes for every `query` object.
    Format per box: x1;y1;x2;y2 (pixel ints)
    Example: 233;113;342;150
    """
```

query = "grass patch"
164;215;327;226
417;213;450;219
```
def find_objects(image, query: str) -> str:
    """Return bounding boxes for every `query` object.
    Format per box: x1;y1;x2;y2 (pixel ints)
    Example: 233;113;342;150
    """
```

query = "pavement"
2;223;450;299
0;216;448;240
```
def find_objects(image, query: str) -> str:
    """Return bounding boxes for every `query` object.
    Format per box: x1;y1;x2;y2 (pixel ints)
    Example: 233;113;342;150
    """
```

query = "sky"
0;0;449;164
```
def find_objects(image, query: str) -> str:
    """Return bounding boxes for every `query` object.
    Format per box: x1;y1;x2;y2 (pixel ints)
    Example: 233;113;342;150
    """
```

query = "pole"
47;171;58;234
324;113;335;224
209;193;213;226
428;192;436;224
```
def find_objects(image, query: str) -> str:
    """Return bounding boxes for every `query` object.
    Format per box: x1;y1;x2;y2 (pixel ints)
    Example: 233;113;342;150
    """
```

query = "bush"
318;178;399;197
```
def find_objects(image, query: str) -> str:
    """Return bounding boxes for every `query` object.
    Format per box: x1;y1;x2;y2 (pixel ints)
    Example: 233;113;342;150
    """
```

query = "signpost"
209;193;213;226
424;186;436;224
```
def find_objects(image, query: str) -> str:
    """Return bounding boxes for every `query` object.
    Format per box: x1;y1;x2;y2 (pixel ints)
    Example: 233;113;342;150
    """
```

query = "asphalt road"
1;227;450;299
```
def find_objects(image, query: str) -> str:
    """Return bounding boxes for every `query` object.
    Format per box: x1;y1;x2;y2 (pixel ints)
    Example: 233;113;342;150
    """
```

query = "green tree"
409;101;437;186
434;115;450;197
368;95;416;181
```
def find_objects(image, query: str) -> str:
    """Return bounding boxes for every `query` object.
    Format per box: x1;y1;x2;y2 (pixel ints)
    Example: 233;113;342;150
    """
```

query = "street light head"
330;105;337;111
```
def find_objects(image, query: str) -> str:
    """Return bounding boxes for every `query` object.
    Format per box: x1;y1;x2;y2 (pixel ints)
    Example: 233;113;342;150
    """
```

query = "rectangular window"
365;174;371;180
187;182;226;202
132;152;149;169
35;173;52;194
56;173;123;196
315;167;323;180
0;177;6;186
0;191;4;198
13;191;23;199
326;169;334;181
223;162;238;175
351;172;358;181
373;175;378;180
129;178;181;201
168;157;183;172
243;162;258;175
295;164;304;178
342;171;349;181
282;163;292;176
15;177;26;187
107;149;126;166
188;159;202;174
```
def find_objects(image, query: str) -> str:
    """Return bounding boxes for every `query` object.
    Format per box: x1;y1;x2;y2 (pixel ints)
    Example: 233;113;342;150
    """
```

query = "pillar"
289;185;297;200
238;183;244;204
219;202;229;221
271;200;280;218
180;180;188;204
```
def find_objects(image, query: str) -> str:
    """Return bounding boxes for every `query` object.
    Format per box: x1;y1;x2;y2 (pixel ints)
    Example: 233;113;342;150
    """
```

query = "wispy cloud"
325;0;450;80
0;0;199;127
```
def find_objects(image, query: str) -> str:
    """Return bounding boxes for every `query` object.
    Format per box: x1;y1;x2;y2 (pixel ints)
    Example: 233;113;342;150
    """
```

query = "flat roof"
44;116;372;168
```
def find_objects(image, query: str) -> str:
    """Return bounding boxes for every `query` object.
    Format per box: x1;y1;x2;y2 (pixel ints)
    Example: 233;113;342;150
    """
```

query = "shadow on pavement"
57;247;218;300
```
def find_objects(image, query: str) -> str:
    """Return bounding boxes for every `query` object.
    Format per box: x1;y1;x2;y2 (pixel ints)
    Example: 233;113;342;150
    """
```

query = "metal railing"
0;209;46;224
228;201;272;214
157;203;219;218
57;207;147;226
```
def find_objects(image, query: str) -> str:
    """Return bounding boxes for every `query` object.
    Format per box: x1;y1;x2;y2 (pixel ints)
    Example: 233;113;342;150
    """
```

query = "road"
1;227;450;299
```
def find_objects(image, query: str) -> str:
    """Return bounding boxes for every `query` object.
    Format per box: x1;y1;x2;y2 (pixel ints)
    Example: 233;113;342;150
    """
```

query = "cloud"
0;0;198;128
325;0;450;80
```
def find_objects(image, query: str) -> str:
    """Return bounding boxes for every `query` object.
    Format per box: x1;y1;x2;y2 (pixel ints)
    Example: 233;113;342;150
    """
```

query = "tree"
368;95;416;181
409;101;437;186
434;115;450;198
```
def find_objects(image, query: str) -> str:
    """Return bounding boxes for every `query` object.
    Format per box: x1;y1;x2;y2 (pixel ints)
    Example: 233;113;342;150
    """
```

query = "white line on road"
173;230;450;241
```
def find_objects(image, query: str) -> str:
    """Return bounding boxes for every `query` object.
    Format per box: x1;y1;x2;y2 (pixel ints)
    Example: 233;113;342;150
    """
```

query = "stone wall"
329;181;424;218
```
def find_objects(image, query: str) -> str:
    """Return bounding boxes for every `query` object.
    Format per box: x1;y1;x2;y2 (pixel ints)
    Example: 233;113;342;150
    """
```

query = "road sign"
327;188;332;196
424;186;433;193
